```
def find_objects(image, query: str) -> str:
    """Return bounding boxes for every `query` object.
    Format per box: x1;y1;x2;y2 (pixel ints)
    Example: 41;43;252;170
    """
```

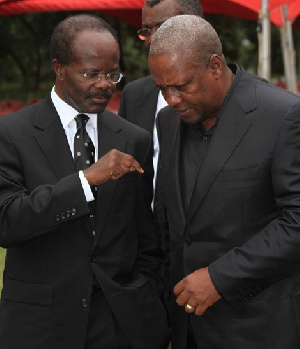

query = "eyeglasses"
137;25;161;41
68;66;124;84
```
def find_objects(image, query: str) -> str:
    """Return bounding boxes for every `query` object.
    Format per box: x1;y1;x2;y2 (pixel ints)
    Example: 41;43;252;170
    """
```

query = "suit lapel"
33;96;76;180
185;67;257;227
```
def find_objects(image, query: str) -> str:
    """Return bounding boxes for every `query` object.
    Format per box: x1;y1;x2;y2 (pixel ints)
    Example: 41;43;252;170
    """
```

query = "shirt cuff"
78;171;95;202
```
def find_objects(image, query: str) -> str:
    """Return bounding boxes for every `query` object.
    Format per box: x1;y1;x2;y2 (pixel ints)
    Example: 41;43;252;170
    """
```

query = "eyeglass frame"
68;66;125;84
137;24;162;41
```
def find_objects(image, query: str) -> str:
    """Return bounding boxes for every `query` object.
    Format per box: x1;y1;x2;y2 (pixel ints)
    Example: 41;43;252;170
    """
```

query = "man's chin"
176;108;199;124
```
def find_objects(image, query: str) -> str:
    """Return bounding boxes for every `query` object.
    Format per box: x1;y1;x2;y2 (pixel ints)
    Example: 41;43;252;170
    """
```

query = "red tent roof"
0;0;299;27
0;0;258;28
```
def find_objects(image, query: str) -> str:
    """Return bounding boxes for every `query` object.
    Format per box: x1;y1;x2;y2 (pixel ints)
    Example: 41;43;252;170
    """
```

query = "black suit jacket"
0;95;169;349
157;65;300;348
119;75;173;318
119;75;159;135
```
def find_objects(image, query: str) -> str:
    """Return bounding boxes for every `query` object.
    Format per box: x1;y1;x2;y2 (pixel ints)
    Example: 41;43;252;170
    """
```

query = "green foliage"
207;15;285;76
0;12;297;104
0;13;65;94
207;15;259;73
121;35;148;83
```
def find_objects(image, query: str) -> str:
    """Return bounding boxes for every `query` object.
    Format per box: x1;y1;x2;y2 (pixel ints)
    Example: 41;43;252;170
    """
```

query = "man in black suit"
149;15;300;348
0;14;169;349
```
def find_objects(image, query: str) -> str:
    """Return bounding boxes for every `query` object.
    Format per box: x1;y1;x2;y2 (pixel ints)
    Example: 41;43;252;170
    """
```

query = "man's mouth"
86;91;112;103
175;107;191;115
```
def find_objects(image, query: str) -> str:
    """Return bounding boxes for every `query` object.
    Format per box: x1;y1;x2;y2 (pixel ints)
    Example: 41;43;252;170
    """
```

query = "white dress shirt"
51;87;97;202
152;91;168;209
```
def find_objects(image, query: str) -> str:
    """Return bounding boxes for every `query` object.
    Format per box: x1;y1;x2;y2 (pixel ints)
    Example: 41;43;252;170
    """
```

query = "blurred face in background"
138;0;180;51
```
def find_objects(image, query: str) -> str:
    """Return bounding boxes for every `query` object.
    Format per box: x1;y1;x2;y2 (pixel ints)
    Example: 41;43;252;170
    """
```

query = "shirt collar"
51;87;98;130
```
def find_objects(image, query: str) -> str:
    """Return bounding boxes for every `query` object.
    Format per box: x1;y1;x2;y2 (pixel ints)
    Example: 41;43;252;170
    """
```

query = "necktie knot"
75;113;89;131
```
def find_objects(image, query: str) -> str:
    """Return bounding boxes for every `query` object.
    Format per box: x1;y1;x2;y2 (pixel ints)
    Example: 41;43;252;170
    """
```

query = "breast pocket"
218;159;271;189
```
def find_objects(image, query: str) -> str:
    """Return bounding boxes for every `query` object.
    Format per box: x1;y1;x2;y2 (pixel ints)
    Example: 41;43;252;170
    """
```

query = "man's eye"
85;72;99;79
108;72;117;79
175;84;187;92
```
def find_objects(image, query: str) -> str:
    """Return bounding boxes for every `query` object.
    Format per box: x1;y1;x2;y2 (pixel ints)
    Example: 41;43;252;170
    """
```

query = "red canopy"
0;0;298;27
0;0;258;28
270;0;300;25
231;0;300;25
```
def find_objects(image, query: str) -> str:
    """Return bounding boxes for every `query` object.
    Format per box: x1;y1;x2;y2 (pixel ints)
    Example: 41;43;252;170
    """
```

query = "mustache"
85;90;112;100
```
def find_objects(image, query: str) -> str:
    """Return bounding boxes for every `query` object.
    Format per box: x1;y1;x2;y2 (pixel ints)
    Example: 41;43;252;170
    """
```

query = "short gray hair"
145;0;203;17
150;15;222;66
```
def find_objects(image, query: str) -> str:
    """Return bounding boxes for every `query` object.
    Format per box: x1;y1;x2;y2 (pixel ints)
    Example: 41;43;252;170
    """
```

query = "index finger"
120;153;144;174
173;279;185;297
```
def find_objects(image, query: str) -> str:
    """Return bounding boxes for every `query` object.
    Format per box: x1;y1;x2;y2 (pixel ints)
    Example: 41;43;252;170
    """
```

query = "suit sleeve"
209;101;300;308
0;122;90;248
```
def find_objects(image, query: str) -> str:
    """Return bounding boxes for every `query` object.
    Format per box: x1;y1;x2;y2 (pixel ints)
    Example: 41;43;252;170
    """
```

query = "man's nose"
94;76;112;89
163;89;182;107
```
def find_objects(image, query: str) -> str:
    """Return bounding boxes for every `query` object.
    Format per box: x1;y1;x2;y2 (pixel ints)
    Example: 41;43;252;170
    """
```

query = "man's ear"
52;59;64;79
209;54;222;80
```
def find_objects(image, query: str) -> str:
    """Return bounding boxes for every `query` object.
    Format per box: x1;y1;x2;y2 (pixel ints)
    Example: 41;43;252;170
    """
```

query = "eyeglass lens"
137;28;153;41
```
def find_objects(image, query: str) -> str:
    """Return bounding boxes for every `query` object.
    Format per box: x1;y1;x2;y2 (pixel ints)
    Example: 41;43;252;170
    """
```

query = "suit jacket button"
55;215;60;221
61;213;66;220
71;208;76;216
81;299;88;308
183;238;192;247
90;255;96;262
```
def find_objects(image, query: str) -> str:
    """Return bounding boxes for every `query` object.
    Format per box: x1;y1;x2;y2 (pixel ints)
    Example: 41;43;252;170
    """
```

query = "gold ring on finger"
185;303;195;313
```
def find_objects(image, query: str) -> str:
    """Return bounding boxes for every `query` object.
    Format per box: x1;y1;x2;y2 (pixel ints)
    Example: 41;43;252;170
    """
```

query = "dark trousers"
187;315;198;349
85;287;132;349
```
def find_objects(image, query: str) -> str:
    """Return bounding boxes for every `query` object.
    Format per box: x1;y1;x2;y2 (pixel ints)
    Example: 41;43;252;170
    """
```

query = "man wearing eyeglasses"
0;14;169;349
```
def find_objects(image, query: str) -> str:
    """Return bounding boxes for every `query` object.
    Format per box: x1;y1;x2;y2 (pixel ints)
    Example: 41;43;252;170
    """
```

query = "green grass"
0;248;6;292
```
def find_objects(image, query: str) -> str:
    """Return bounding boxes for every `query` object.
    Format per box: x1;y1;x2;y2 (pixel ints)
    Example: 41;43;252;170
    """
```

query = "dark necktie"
74;114;95;171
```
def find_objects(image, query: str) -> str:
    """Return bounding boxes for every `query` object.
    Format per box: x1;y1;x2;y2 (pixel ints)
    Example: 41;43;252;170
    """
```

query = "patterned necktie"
74;114;95;171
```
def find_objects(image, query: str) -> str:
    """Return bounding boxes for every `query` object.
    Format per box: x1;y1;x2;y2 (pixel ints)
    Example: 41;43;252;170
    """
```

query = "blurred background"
0;0;299;116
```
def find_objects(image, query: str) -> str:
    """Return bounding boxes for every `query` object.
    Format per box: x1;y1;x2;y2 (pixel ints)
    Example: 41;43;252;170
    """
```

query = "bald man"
149;15;300;349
